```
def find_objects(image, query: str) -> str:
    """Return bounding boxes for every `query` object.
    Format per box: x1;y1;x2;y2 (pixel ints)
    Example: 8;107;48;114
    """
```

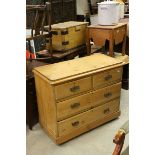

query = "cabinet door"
51;0;63;24
63;0;76;22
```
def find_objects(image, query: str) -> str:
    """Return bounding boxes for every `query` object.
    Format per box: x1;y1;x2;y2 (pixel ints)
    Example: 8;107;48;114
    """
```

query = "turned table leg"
121;25;127;56
109;30;114;57
86;28;91;55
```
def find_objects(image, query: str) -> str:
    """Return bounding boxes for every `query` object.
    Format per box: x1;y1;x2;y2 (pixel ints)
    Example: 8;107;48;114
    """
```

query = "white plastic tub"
98;0;120;25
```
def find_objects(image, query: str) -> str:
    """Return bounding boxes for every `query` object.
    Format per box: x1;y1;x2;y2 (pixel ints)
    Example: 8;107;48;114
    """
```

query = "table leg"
28;40;31;52
86;28;91;55
122;25;127;56
109;30;114;57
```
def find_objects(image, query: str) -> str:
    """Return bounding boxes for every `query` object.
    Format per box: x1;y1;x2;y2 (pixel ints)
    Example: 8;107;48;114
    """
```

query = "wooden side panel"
34;73;58;137
89;29;110;46
52;23;88;51
34;74;46;128
114;26;126;44
46;84;58;137
52;30;63;50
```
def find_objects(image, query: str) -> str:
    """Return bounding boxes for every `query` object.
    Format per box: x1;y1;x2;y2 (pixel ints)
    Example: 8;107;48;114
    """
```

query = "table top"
88;22;127;30
33;53;123;84
44;21;88;31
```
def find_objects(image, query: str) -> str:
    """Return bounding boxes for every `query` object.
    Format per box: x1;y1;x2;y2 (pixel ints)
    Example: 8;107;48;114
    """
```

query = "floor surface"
26;89;129;155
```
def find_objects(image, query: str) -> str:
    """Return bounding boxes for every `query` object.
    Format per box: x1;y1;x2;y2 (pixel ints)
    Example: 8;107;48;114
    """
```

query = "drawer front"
92;83;121;105
58;99;120;136
55;77;92;100
57;93;92;121
93;67;122;89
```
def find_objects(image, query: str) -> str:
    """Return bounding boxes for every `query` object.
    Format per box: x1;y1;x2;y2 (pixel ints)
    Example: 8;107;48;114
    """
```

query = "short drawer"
55;77;92;100
57;93;92;121
58;99;120;136
92;82;121;105
93;67;122;89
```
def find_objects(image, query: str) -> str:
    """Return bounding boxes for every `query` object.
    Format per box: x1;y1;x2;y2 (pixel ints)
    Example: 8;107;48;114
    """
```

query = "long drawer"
54;77;92;100
93;67;122;89
92;82;121;106
58;98;120;136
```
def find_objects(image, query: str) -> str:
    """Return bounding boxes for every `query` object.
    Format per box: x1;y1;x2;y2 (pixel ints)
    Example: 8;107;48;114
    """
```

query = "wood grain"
33;54;123;144
34;53;123;83
34;73;58;137
55;76;92;100
93;67;123;89
86;23;127;56
56;111;121;144
45;21;88;51
92;83;121;105
58;99;120;137
57;92;92;121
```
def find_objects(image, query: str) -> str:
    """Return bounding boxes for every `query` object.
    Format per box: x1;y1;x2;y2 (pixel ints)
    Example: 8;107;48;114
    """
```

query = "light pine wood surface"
33;53;123;144
34;54;123;83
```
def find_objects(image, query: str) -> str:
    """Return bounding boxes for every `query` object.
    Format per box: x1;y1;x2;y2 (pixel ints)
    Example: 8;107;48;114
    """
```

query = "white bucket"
98;1;120;25
119;3;125;19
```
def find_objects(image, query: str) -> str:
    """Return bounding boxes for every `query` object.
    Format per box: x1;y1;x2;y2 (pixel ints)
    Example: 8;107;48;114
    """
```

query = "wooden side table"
86;23;127;57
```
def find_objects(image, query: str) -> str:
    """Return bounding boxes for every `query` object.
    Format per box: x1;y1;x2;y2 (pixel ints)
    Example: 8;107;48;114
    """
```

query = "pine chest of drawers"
33;53;123;144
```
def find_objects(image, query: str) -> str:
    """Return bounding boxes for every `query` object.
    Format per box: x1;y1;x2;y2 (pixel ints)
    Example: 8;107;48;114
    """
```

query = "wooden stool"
86;23;127;57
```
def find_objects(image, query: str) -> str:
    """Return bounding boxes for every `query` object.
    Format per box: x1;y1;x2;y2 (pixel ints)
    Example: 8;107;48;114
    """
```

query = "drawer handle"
70;102;80;109
72;121;79;127
103;108;110;114
104;75;112;81
75;28;81;32
104;92;112;98
70;86;80;92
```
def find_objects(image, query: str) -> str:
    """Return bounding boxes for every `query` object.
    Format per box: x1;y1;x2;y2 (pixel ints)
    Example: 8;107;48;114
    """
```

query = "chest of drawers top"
33;53;123;84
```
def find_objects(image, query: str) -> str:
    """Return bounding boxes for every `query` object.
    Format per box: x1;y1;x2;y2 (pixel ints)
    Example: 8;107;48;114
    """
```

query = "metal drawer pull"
104;75;112;81
72;121;79;127
70;102;80;109
75;28;80;32
70;86;80;92
104;92;112;98
103;108;110;114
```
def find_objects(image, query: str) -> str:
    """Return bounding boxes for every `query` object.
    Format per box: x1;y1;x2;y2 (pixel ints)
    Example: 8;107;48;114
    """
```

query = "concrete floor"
26;89;129;155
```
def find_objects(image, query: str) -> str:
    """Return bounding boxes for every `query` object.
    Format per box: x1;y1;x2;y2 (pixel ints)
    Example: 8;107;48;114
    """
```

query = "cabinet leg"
27;100;33;130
